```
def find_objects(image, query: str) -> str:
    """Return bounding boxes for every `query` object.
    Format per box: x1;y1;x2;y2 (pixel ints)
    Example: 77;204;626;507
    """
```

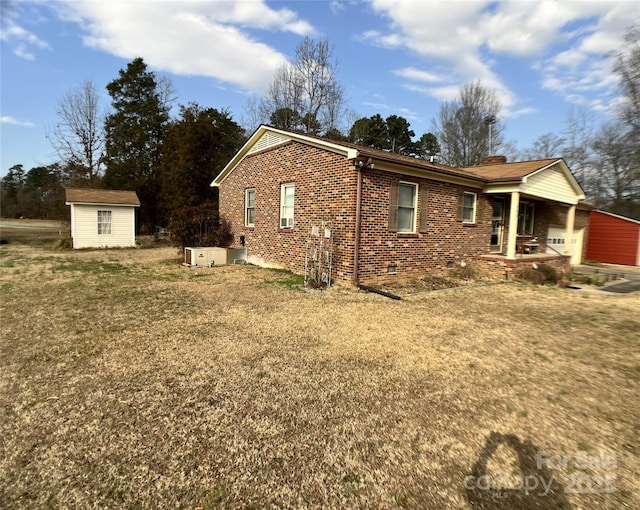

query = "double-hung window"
97;210;112;235
280;183;295;228
245;189;255;227
518;202;535;235
458;192;477;224
397;182;417;233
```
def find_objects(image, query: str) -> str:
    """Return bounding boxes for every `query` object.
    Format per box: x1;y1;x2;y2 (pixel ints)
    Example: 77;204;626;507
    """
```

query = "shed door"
547;227;584;265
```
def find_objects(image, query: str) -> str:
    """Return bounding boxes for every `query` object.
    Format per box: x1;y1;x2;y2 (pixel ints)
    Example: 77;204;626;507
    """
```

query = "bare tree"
432;81;504;167
613;24;640;134
259;64;304;130
47;80;104;184
253;37;344;135
563;106;596;190
590;123;639;219
521;132;566;160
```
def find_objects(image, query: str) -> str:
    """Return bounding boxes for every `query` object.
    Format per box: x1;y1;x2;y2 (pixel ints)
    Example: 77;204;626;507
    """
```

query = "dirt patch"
1;244;638;509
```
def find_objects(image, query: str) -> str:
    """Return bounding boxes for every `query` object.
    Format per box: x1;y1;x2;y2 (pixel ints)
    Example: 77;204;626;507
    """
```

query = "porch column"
506;192;520;260
564;204;576;256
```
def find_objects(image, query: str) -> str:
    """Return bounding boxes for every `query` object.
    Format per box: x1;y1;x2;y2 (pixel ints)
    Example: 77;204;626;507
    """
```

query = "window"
97;210;112;235
518;202;535;235
458;192;477;224
397;182;417;233
280;183;294;228
245;189;255;227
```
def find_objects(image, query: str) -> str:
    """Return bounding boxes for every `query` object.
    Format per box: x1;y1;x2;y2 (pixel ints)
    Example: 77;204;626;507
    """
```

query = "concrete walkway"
574;264;640;281
599;280;640;293
570;263;640;294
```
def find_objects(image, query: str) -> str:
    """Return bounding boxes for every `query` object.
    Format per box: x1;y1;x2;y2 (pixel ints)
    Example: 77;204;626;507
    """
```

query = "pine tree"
103;57;171;229
158;103;245;223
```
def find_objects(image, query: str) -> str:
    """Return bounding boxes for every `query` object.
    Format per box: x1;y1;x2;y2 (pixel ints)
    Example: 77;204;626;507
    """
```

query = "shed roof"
65;188;140;206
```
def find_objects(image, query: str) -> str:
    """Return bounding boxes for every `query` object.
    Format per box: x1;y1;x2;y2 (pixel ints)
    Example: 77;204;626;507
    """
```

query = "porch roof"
463;158;586;205
461;158;561;182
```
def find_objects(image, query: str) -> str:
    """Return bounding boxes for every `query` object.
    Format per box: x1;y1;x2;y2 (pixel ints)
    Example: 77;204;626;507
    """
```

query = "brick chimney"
482;155;507;165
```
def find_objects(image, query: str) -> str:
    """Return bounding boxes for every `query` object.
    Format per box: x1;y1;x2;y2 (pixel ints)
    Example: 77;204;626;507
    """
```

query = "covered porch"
462;157;587;277
486;193;581;262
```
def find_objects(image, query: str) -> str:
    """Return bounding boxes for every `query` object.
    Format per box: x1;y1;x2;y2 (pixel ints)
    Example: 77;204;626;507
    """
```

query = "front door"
491;198;504;252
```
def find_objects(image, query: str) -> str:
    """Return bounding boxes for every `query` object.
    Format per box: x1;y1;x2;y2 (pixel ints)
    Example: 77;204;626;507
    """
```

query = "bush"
515;263;558;285
516;267;544;285
167;205;233;250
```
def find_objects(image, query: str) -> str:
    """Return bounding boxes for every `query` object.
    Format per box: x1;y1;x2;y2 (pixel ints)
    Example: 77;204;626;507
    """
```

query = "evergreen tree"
23;163;67;219
0;165;26;218
348;114;418;155
416;133;441;160
158;103;245;222
103;57;171;230
385;114;415;154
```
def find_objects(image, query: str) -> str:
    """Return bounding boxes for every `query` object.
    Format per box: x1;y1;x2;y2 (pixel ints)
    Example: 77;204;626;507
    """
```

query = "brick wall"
356;169;491;285
218;141;358;282
479;254;571;278
218;140;588;285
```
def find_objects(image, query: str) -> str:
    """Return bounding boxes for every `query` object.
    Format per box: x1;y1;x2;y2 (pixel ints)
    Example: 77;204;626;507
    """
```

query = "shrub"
516;264;558;285
516;267;543;285
537;264;558;284
167;205;233;250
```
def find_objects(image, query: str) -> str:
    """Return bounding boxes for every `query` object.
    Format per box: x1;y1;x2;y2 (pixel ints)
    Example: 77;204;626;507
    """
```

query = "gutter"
353;160;363;286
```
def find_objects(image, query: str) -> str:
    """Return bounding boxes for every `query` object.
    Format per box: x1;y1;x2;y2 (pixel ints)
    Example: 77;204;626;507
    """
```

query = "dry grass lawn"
1;230;639;509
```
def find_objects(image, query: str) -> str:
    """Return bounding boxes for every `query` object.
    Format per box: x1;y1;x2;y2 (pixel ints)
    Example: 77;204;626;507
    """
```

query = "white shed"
65;188;140;249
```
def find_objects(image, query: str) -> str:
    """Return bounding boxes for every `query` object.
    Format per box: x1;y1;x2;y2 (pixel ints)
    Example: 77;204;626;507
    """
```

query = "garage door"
547;227;584;265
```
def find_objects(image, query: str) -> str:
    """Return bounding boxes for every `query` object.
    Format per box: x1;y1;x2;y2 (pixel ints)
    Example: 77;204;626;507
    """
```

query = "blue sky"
1;0;638;176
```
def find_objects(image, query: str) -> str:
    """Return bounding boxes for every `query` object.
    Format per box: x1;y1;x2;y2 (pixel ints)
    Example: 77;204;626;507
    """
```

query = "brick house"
212;125;589;286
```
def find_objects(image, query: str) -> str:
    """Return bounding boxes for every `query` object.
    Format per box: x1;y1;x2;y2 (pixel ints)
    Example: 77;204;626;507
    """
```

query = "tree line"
2;27;639;224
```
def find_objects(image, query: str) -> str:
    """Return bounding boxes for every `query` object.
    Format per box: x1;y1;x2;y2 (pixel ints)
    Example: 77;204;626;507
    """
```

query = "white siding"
71;204;136;248
521;167;579;204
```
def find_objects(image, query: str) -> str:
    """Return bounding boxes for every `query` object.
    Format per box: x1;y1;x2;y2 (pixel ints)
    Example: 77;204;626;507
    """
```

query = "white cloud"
0;5;51;61
393;67;443;83
536;3;637;108
1;116;34;127
55;0;315;92
369;0;639;117
329;1;346;16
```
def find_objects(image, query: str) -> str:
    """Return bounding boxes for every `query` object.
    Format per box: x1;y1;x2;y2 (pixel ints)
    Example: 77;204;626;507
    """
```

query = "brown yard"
0;225;638;509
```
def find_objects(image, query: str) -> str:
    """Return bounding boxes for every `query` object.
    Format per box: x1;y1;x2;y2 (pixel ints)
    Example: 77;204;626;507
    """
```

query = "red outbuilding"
586;210;640;266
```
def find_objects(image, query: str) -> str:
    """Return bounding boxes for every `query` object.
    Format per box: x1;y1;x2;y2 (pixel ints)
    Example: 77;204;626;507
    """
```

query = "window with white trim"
397;182;417;233
245;189;255;227
517;202;535;235
97;210;112;235
458;192;477;224
280;183;294;228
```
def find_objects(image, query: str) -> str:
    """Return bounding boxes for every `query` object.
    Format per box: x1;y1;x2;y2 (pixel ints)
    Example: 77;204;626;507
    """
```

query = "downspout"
353;162;362;286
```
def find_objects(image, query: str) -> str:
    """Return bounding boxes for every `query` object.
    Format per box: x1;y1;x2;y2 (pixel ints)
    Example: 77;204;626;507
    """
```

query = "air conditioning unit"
280;217;294;228
184;247;247;267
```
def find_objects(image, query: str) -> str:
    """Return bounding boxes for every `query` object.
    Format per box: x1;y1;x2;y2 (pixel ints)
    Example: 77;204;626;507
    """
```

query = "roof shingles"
65;188;140;206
